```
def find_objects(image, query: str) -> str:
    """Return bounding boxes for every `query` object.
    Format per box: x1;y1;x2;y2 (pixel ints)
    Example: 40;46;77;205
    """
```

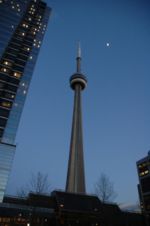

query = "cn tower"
66;44;87;194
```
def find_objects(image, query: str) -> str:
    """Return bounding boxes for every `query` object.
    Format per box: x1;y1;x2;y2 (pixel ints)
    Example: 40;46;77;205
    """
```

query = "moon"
106;43;110;47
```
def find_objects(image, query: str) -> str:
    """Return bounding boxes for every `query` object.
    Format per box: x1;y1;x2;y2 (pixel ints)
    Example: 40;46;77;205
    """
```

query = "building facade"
137;151;150;216
0;0;51;202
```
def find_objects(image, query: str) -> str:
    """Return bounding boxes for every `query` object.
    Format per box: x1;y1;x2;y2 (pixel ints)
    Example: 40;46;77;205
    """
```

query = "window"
0;73;19;86
13;65;24;72
0;128;4;138
3;61;12;67
0;68;9;73
2;92;15;100
15;59;26;67
1;101;11;108
13;72;21;78
0;108;9;118
0;118;7;127
22;23;29;28
3;54;16;61
5;84;18;93
0;82;4;89
23;46;30;52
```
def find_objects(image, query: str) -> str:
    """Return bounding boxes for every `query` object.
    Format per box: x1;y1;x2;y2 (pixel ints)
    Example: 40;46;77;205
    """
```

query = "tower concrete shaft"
66;46;87;194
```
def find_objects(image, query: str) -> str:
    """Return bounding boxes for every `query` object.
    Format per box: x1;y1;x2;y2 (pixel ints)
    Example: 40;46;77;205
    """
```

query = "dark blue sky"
7;0;150;207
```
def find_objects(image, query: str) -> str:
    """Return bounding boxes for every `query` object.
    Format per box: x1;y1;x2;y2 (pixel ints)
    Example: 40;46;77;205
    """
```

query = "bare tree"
30;172;50;193
95;173;117;203
17;171;51;198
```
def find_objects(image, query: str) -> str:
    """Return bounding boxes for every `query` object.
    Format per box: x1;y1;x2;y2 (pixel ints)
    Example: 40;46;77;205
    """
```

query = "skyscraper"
137;151;150;215
0;0;51;202
66;45;87;193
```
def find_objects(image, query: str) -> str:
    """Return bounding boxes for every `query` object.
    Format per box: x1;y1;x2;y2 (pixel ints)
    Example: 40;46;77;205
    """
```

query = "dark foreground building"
137;151;150;225
0;0;51;202
0;191;146;226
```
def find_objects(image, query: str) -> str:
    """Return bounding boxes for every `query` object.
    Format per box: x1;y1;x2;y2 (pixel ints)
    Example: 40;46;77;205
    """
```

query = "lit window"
22;23;29;28
0;0;3;3
4;61;12;66
14;72;21;78
140;172;144;176
24;47;30;51
2;102;11;108
29;56;33;60
1;68;8;73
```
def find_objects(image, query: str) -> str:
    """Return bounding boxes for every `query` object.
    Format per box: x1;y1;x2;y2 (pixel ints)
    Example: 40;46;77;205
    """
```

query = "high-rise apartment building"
137;152;150;215
0;0;51;202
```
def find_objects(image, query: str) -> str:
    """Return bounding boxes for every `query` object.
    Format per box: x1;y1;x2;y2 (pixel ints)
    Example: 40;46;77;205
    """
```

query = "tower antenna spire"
76;41;81;73
77;41;81;58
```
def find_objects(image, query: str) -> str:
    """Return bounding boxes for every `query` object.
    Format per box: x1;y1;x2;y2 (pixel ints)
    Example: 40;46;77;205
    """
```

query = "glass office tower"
0;0;51;202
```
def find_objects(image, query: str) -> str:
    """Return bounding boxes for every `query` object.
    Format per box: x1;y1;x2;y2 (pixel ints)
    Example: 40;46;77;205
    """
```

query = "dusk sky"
7;0;150;208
